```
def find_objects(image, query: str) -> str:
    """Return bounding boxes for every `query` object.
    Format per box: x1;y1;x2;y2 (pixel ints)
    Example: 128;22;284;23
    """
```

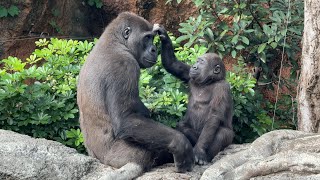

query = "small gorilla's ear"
122;27;131;39
214;65;221;74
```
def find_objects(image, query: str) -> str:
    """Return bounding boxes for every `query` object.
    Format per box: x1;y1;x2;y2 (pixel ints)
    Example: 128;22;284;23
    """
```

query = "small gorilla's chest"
188;93;212;120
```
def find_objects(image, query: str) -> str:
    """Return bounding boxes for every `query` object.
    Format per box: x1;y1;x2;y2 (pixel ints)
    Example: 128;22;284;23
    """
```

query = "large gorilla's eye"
144;34;153;41
122;27;131;39
214;65;221;74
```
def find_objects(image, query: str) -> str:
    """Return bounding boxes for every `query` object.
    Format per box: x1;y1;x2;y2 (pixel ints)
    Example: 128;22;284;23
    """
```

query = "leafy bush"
177;0;303;82
228;61;274;142
0;38;94;152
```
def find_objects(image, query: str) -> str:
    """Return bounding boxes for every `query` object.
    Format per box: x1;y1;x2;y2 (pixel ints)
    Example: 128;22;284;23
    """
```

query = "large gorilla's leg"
176;121;198;146
114;115;194;173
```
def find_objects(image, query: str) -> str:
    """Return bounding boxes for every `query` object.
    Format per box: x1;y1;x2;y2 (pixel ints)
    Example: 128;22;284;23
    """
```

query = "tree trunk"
297;0;320;133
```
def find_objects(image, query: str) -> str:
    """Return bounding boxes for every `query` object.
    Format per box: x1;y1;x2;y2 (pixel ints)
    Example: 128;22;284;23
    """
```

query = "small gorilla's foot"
175;163;193;173
194;147;208;165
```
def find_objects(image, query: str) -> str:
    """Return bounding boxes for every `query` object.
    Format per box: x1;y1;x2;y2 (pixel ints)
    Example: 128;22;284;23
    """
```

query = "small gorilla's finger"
159;35;166;40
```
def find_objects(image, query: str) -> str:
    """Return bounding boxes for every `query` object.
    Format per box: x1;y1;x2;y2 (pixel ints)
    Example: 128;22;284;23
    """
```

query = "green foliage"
0;5;20;18
0;38;94;152
228;61;274;142
178;0;303;81
87;0;103;8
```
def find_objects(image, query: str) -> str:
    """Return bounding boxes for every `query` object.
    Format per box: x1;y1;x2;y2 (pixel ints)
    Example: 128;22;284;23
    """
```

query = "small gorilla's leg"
207;127;234;161
176;121;198;146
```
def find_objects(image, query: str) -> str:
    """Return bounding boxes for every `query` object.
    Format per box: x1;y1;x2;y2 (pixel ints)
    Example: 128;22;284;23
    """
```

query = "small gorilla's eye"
124;29;130;35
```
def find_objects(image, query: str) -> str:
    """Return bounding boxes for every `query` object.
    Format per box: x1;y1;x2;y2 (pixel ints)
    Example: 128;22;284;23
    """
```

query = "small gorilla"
156;26;234;165
77;12;194;179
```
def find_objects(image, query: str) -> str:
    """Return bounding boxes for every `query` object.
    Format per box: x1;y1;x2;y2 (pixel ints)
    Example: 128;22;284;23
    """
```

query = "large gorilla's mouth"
144;58;156;64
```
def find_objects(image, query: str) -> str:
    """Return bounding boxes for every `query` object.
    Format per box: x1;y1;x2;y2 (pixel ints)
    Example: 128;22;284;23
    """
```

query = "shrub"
0;38;94;152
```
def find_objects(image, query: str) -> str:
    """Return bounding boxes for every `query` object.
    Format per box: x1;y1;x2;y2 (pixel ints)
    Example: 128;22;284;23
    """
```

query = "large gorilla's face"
121;16;158;69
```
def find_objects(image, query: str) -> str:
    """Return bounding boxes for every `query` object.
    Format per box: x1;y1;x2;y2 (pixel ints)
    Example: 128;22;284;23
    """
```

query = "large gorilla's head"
110;12;158;68
189;53;226;85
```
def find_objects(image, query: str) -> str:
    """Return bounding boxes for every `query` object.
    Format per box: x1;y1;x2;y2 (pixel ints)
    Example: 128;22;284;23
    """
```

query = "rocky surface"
1;129;320;180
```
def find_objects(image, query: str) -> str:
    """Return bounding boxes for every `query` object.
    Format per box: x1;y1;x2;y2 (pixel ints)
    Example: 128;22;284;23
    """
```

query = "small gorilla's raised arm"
77;13;194;179
156;25;234;165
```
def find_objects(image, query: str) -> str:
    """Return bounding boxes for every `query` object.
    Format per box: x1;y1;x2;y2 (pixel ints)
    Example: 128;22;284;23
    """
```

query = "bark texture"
297;0;320;132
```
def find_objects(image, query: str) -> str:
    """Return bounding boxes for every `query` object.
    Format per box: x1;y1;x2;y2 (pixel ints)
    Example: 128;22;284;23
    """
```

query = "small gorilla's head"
117;12;158;68
189;53;226;85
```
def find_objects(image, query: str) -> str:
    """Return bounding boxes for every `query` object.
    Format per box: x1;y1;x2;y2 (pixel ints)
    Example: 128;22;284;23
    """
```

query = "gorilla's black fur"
77;12;194;177
156;26;234;165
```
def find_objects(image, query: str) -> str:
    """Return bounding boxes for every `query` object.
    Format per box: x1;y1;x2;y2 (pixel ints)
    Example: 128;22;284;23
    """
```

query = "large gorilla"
156;26;234;165
77;12;194;178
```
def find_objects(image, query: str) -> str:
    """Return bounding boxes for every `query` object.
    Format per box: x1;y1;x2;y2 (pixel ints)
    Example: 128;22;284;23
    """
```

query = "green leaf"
231;50;237;58
241;36;249;45
219;30;228;39
96;2;103;8
236;45;245;50
231;35;239;44
0;6;8;17
258;43;267;53
205;28;214;40
8;5;19;17
219;8;228;14
176;35;190;44
263;24;272;36
270;42;277;49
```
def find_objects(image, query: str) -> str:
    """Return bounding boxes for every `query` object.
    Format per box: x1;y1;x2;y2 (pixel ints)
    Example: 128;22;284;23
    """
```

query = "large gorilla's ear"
122;27;131;39
213;64;221;74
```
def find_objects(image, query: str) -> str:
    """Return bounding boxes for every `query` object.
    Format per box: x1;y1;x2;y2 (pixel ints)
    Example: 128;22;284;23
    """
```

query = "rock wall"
0;0;197;59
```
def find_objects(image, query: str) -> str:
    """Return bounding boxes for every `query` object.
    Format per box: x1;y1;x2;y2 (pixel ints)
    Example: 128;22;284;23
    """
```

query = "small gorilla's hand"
153;24;169;41
193;146;208;165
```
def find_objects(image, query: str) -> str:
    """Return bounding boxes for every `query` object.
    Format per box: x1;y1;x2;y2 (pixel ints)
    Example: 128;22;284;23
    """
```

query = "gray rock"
201;130;320;180
1;129;320;180
0;130;116;180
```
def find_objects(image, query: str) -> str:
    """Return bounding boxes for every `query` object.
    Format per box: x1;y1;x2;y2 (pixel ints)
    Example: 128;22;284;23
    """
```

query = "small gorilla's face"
189;54;224;85
123;23;158;69
189;57;210;83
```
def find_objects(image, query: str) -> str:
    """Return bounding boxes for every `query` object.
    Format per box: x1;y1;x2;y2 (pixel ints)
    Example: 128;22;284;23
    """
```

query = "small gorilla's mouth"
189;71;199;80
189;71;199;76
